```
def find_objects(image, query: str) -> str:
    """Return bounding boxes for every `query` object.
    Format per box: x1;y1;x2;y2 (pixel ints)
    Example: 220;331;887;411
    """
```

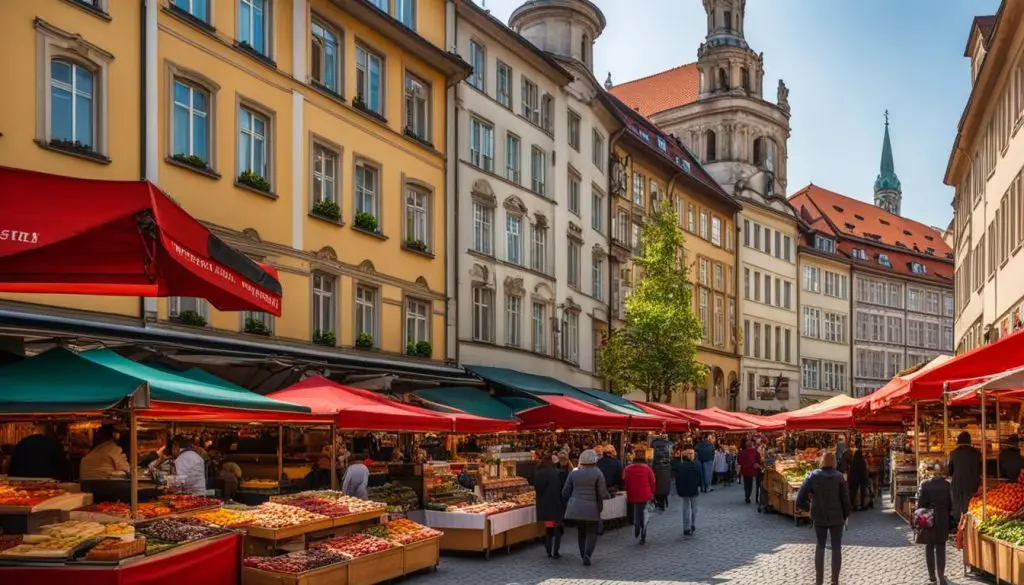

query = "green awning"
0;348;310;414
576;387;649;417
146;363;252;392
465;365;631;413
411;387;540;420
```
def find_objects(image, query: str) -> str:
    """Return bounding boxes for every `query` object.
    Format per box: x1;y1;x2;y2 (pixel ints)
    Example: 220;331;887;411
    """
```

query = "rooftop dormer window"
878;254;891;268
851;248;867;260
814;235;836;254
910;262;926;275
657;136;667;151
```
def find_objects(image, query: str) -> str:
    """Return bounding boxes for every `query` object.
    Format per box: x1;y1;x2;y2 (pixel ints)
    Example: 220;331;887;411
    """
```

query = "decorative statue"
777;79;789;111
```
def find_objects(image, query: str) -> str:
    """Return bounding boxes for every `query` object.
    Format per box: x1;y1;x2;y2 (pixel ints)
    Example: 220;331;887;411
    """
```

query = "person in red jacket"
737;439;762;504
623;453;656;544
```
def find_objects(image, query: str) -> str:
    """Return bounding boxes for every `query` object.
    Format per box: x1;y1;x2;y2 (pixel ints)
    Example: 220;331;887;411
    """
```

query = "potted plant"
171;310;207;327
244;317;271;336
355;332;374;349
312;199;341;221
404;238;428;253
405;342;418;356
238;169;271;192
415;341;432;358
313;330;336;346
354;211;378;232
50;138;93;155
171;153;209;170
353;94;366;110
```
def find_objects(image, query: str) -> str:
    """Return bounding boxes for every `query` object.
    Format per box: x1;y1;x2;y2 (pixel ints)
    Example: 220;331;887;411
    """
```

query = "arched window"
50;59;95;148
581;34;589;66
752;137;763;165
724;10;732;31
705;130;717;162
741;67;750;92
718;68;728;91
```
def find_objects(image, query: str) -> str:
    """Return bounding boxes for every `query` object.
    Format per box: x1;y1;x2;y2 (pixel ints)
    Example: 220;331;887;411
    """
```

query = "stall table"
763;469;809;525
408;507;541;559
241;537;440;585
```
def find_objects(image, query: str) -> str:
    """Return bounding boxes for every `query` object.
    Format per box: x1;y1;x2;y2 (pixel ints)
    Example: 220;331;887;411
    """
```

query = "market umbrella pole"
915;402;920;486
981;388;987;522
997;397;1001;481
277;424;284;483
330;424;337;490
130;410;138;520
943;383;949;458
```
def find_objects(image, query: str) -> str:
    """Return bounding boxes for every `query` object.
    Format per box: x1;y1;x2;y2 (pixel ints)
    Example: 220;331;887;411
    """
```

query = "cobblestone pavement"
406;485;992;585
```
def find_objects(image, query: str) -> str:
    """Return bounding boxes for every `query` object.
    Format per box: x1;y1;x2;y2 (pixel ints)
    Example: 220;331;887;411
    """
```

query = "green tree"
598;201;705;403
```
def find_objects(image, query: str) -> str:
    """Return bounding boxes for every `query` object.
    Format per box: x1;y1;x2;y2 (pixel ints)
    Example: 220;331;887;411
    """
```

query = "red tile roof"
789;184;954;284
607;63;700;118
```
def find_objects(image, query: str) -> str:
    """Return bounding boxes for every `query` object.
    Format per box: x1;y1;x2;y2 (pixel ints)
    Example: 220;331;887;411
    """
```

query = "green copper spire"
874;110;901;194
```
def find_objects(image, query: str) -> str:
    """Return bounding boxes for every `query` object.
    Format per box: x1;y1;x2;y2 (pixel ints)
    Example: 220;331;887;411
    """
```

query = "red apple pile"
318;533;393;557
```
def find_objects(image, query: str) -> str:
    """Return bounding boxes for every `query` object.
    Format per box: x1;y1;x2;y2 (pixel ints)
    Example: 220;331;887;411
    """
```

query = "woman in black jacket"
848;442;870;510
796;452;851;585
916;463;953;585
534;453;566;558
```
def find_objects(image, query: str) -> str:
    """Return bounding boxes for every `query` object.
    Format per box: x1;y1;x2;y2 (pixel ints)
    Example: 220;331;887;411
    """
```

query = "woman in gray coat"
916;463;953;585
562;449;610;566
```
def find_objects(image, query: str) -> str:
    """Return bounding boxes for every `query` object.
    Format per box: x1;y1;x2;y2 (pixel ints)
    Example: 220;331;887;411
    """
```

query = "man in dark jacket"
534;453;566;558
999;436;1022;483
673;450;703;535
595;445;623;494
694;436;715;493
947;431;982;524
797;452;851;585
9;423;67;480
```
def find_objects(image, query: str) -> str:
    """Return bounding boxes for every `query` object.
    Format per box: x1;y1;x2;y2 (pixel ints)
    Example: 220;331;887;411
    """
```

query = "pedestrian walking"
737;439;762;504
914;463;952;585
623;452;655;544
673;449;702;536
848;440;870;510
651;435;673;510
713;444;728;487
694;435;715;493
534;452;566;559
796;452;851;585
596;445;623;494
947;431;981;525
562;449;610;566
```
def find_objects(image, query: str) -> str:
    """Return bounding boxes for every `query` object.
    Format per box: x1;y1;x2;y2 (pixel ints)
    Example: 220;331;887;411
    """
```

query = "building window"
699;288;710;341
312;273;336;340
355;46;384;116
802;359;820;390
173;0;209;22
852;248;867;260
354;285;377;341
824;271;848;299
238;0;270;56
567;239;582;288
564;311;580;364
395;0;415;28
699;210;709;240
803;265;821;293
311;143;338;208
910;262;926;275
50;60;95;150
714;263;724;291
368;0;387;10
472;201;493;255
568;110;581;151
631;172;644;207
753;270;761;302
540;94;553;132
752;322;761;358
657;135;667;151
404;186;429;250
592;130;605;172
496;60;512;108
531;223;547;273
472;287;493;342
593;256;604;300
814;235;836;254
241;310;274;335
803;306;821;339
763;274;771;305
354;161;380;226
783;235;792;261
878;253;891;268
404;73;430;141
711;216;722;246
468;40;485;90
406;298;430;347
505;133;521;183
469;118;494;172
569;172;581;215
172;80;209;163
688;205;696;232
632;223;642;254
310;18;340;93
532;301;547;354
504;295;522;347
169;297;208;324
238;106;268;182
705;130;716;162
521;78;540;125
531;147;547;195
592;189;604;232
506;213;523;265
713;295;724;346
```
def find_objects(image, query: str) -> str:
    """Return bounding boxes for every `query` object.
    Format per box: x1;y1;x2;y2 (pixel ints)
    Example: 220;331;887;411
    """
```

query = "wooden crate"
347;547;404;585
1014;546;1024;585
246;519;334;542
241;562;349;585
979;534;998;576
964;517;978;568
996;538;1015;584
438;527;490;553
401;537;440;574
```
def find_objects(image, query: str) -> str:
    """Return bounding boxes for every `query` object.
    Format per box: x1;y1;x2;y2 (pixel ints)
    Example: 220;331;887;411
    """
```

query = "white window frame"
505;295;522;347
531;223;547;274
470;117;494;172
472;287;494;342
406;297;430;347
567;239;582;289
238;105;269;181
238;0;271;57
468;40;485;91
312;272;336;339
404;185;430;249
404;72;430;142
311;142;339;206
354;284;377;341
356;45;385;116
472;201;494;255
532;301;547;354
496;60;512;108
531;146;547;195
506;213;523;265
354;160;380;222
310;18;341;93
592;256;604;300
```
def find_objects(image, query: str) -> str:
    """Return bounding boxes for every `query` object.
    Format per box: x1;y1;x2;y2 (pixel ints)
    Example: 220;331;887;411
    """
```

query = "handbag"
912;507;935;531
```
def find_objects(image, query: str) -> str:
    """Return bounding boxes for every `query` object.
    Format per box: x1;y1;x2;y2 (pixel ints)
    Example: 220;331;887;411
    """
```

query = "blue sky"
477;0;998;230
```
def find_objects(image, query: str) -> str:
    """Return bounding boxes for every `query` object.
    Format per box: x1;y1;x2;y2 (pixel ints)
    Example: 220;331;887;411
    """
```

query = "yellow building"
0;0;470;375
604;96;742;410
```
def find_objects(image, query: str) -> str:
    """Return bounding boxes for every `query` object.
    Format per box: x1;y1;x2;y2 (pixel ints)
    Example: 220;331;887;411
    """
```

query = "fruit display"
76;500;175;520
157;494;221;512
276;497;353;518
776;461;817;483
249;502;329;529
243;549;349;573
138;519;225;543
0;537;84;558
318;533;393;558
0;481;67;507
968;481;1024;518
40;520;107;540
378;518;441;545
240;479;279;490
367;482;419;513
509;491;536;507
191;507;256;527
85;537;147;561
448;500;519;516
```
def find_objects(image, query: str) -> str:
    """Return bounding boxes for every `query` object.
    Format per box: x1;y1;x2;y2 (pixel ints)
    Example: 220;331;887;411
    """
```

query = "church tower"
874;112;902;216
697;0;763;99
509;0;606;73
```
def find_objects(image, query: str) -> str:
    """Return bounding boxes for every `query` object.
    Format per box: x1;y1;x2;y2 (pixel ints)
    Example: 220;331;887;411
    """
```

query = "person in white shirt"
171;436;207;495
341;454;369;500
713;445;729;487
80;425;131;481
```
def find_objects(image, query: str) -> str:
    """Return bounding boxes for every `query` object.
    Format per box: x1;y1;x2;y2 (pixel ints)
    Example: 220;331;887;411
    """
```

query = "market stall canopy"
0;166;283;315
515;395;631;430
784;395;902;432
902;332;1024;403
0;348;312;418
719;409;785;432
410;386;525;421
947;364;1024;405
269;377;516;433
635;402;736;431
682;407;756;432
703;407;775;431
631;402;693;432
862;354;954;412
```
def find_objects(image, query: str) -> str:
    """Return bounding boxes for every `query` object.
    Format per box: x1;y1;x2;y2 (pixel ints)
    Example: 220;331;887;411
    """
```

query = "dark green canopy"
576;387;649;416
411;387;540;420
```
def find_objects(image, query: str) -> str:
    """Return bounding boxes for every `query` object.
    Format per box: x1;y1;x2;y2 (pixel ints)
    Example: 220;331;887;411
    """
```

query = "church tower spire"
874;110;902;216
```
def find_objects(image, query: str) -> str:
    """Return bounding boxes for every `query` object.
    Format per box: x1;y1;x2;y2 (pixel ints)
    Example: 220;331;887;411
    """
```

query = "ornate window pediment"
503;275;525;297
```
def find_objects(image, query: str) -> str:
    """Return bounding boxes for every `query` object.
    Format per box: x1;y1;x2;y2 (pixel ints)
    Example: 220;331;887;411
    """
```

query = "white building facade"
797;242;852;402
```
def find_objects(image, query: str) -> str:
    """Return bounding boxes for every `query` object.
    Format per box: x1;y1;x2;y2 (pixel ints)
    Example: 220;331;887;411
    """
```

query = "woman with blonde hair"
796;451;851;585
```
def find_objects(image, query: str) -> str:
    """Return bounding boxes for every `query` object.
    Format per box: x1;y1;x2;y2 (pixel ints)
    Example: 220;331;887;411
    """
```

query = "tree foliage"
598;201;705;403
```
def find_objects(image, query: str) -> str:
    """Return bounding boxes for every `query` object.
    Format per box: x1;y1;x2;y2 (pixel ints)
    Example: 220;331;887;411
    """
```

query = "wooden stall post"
914;402;920;486
331;423;338;490
996;396;1002;481
277;424;284;482
130;410;139;520
943;382;949;458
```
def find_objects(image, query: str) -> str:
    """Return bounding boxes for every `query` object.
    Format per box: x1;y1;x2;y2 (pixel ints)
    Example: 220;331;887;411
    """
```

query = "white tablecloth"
487;506;536;536
601;493;627;520
409;507;537;536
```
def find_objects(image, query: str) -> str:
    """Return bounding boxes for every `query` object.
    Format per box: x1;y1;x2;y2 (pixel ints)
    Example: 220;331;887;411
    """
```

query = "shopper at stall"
738;439;762;504
80;424;131;480
596;445;623;494
623;452;655;544
713;444;729;487
694;435;715;493
534;453;566;559
171;435;207;494
835;436;847;473
562;449;610;566
557;452;575;474
673;449;702;536
999;436;1022;482
342;453;370;500
796;452;851;585
947;431;982;524
848;441;871;510
304;455;333;490
915;462;952;585
218;452;243;501
9;423;67;480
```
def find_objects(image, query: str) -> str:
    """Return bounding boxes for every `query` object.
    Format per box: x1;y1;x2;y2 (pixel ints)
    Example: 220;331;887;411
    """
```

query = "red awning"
718;409;786;432
631;402;693;432
637;402;744;432
268;377;515;433
516;395;631;430
0;166;282;315
905;330;1024;402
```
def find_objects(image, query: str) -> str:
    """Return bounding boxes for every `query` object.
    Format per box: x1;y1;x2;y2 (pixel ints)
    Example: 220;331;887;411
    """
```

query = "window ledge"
164;4;217;35
401;244;435;258
309;81;345;104
352;225;388;240
402;128;435;150
36;139;110;164
467;249;496;263
165;156;221;180
233;41;277;70
234;181;278;200
61;0;111;21
309;211;344;227
352;102;389;126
